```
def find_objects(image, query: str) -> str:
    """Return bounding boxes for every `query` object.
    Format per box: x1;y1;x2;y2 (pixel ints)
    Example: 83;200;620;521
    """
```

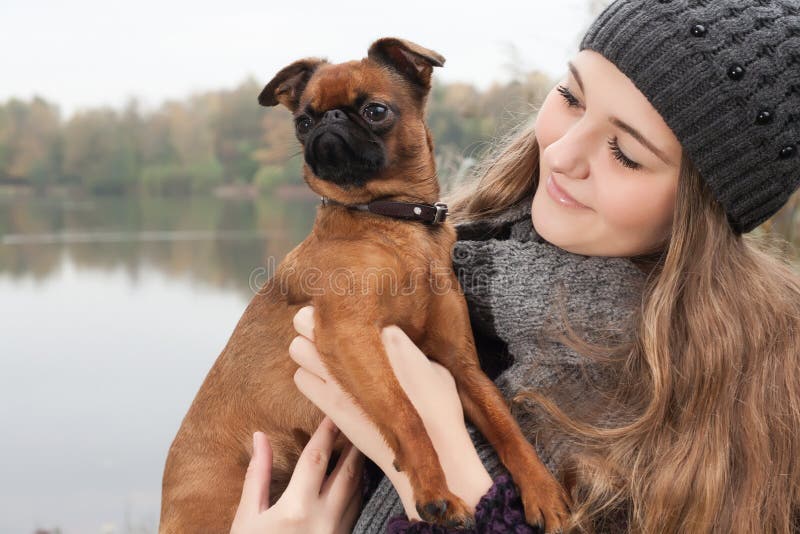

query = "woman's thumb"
238;431;273;516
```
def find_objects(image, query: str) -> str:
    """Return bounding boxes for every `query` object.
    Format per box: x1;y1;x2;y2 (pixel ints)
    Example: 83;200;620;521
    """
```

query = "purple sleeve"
386;474;538;534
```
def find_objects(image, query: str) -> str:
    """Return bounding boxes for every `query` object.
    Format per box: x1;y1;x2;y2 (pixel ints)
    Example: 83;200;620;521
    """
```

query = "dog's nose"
322;109;347;123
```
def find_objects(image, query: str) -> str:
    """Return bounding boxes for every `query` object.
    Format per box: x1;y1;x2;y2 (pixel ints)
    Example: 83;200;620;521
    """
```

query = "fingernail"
252;432;259;460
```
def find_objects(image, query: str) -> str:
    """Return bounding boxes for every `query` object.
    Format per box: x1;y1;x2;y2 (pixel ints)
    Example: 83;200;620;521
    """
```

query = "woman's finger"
381;325;436;390
236;431;273;518
381;325;430;366
288;335;330;380
294;367;364;432
431;360;457;390
292;305;316;341
320;440;364;513
335;483;364;534
283;416;340;502
293;366;330;407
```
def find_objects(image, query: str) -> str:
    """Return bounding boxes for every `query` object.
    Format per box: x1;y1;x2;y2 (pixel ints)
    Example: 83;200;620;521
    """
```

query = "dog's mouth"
305;126;385;187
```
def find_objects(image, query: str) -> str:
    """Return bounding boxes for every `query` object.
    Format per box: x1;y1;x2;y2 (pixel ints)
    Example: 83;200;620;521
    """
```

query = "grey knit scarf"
352;194;648;533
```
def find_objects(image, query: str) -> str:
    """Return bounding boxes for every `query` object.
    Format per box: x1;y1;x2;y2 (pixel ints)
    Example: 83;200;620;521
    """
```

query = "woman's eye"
557;85;642;170
608;137;642;170
295;116;313;134
556;85;582;108
363;103;389;122
556;84;641;171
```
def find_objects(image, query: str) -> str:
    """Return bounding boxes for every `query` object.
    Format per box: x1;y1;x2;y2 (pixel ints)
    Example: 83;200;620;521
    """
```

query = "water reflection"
0;196;317;295
0;195;317;534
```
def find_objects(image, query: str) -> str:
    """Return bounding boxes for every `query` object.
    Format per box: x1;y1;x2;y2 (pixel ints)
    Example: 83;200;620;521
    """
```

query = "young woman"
230;0;800;532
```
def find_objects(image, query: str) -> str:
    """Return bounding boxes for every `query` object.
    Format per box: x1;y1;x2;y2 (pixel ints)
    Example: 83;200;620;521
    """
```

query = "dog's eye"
363;104;389;123
295;116;313;135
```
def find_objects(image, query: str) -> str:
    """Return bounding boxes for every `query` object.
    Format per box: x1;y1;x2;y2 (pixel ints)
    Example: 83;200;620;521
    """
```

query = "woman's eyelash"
556;85;642;171
608;137;642;170
556;85;581;108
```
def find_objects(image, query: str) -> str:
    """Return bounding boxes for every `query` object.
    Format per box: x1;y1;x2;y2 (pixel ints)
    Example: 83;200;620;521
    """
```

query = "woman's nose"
542;125;591;180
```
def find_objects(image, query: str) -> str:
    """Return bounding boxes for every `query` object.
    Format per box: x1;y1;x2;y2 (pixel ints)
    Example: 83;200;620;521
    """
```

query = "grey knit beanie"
580;0;800;233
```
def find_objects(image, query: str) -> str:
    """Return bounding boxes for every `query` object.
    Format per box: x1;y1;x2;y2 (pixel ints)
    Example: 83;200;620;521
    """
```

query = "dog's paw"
415;494;475;529
520;479;571;534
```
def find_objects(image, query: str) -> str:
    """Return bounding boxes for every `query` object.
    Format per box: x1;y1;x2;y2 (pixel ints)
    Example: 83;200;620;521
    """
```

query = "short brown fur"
160;38;569;532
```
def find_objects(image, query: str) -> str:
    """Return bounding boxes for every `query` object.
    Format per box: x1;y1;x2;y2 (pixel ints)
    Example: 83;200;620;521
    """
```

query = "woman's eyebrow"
610;117;672;166
567;61;673;166
568;61;585;94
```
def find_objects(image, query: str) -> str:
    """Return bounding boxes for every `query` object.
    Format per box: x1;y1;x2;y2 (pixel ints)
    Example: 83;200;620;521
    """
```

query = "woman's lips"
546;173;589;209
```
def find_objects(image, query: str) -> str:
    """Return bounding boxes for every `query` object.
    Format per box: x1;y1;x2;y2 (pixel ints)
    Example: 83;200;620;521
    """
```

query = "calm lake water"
0;194;317;534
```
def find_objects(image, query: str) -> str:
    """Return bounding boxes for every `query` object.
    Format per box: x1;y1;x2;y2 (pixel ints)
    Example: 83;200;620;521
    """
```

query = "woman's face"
532;49;683;257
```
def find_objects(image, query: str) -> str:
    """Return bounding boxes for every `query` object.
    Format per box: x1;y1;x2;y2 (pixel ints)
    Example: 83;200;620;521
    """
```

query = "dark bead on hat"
728;64;745;80
756;110;773;125
579;0;800;233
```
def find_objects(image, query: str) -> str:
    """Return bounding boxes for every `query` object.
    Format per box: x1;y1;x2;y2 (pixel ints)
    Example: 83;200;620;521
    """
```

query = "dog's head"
259;38;445;203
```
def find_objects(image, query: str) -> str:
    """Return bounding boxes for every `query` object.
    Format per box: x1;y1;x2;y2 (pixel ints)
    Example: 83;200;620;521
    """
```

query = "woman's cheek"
595;175;675;251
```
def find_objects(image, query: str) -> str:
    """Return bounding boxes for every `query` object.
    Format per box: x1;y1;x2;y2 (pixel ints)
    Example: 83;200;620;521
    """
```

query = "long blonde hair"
444;120;800;533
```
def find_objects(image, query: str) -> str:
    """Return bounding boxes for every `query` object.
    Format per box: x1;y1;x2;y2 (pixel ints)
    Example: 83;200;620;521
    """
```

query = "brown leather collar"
320;196;448;225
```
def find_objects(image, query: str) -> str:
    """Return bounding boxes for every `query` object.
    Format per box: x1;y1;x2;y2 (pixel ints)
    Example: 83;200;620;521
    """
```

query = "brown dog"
160;37;569;532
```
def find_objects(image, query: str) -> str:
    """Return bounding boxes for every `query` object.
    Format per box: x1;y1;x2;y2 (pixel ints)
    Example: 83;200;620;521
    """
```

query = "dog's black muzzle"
304;109;386;187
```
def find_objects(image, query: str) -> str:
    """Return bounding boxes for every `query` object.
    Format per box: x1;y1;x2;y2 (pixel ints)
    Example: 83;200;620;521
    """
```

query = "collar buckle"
432;202;448;224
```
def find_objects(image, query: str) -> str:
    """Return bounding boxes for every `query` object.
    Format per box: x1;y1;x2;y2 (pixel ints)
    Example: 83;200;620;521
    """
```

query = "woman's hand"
229;416;363;534
289;305;492;519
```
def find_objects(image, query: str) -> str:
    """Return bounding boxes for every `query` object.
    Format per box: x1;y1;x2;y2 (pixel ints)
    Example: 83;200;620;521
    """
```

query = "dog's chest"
276;223;456;304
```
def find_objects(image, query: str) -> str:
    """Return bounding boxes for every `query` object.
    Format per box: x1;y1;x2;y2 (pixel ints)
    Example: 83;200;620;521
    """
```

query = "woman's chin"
531;194;591;252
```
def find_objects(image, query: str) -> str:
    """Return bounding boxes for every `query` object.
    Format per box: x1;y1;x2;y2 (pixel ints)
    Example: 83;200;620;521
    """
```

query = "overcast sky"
2;0;596;118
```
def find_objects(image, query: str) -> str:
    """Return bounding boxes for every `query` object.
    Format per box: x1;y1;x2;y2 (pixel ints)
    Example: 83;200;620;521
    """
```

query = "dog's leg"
312;300;475;528
160;431;251;534
422;285;571;533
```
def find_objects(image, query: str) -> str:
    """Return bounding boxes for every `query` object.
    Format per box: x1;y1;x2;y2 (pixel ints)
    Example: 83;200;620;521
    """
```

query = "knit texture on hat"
580;0;800;233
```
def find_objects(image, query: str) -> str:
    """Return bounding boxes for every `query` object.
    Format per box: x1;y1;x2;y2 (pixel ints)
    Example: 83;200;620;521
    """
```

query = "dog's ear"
367;38;445;92
258;58;327;111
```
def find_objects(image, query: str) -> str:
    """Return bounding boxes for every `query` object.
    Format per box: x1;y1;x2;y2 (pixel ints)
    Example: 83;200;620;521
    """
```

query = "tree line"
0;72;553;196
